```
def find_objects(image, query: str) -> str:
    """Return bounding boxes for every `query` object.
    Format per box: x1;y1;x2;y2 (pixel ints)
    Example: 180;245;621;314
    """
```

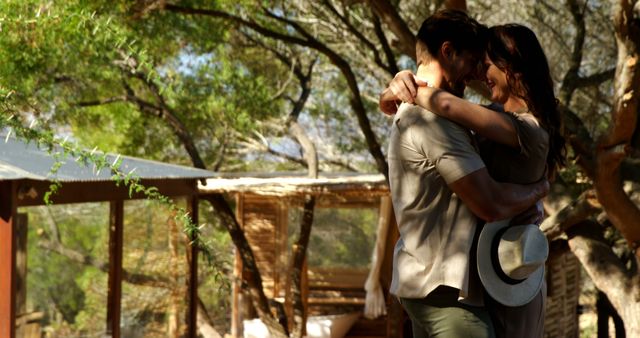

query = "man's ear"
440;41;454;62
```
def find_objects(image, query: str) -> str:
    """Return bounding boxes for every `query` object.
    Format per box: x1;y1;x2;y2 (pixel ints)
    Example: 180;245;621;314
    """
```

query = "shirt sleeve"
505;112;549;160
410;112;485;184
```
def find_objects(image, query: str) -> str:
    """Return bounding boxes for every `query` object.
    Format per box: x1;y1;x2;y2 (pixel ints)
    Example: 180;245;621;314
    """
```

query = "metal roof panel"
0;134;217;182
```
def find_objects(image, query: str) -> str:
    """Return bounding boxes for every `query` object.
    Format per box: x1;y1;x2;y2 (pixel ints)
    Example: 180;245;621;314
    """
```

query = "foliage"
0;0;281;167
3;0;640;336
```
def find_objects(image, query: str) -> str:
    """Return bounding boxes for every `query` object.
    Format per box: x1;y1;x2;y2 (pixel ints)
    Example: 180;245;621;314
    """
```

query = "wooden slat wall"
241;195;285;299
544;249;581;338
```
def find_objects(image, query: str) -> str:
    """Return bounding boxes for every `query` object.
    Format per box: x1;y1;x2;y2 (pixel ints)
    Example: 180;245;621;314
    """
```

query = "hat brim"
477;219;545;307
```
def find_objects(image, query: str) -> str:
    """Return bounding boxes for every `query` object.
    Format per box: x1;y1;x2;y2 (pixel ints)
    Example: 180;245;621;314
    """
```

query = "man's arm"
448;167;549;222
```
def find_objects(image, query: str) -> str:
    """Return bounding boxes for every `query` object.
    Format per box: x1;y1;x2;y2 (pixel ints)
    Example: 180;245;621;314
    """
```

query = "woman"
383;24;565;337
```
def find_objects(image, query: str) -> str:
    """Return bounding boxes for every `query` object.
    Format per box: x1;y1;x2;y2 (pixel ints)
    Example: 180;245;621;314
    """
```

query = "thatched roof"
199;172;388;197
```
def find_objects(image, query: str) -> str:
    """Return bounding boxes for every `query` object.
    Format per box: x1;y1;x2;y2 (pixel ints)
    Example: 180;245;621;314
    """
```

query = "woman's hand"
379;70;428;115
389;70;427;104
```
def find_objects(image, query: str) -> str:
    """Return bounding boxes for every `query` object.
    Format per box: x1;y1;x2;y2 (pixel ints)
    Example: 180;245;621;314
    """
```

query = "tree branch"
573;68;616;88
566;221;636;319
38;238;173;288
121;77;207;169
371;12;399;75
197;297;223;338
257;7;389;178
541;189;601;241
443;0;467;11
164;4;311;47
559;0;588;104
166;3;389;179
531;4;572;57
320;0;394;75
212;131;229;172
41;206;62;244
558;103;596;176
365;0;416;59
75;96;128;107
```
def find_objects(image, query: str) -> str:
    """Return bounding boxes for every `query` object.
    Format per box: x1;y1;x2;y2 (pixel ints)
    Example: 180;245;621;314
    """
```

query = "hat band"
491;226;526;285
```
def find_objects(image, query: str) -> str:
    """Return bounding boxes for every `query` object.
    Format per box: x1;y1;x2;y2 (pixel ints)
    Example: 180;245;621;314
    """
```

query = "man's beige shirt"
388;103;485;304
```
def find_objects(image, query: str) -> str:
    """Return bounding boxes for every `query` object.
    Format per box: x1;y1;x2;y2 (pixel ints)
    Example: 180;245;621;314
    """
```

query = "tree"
3;0;640;336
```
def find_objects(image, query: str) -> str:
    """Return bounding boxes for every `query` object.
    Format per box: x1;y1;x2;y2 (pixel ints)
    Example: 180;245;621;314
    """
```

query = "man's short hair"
416;10;488;66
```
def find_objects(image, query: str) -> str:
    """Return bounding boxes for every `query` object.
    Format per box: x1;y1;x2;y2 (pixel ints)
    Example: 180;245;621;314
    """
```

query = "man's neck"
416;62;446;90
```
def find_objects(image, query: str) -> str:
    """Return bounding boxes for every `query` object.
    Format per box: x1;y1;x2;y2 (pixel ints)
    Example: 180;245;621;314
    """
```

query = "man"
381;10;547;338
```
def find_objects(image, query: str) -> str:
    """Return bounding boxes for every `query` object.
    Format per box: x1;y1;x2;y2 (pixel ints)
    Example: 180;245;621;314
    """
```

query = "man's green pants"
400;286;495;338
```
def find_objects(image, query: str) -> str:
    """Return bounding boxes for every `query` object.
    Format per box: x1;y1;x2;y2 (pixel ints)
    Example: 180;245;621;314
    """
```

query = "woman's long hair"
486;24;566;177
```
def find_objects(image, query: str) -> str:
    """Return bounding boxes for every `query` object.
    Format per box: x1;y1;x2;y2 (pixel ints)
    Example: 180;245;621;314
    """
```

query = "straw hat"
476;219;548;307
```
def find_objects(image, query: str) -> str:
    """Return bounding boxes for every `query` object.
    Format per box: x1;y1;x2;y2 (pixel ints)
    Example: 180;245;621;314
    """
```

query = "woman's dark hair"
486;24;566;177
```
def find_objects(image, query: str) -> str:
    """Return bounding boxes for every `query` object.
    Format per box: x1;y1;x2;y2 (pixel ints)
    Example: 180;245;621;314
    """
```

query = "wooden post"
0;181;17;338
301;256;308;337
186;194;199;338
231;194;244;338
15;214;27;336
106;200;124;338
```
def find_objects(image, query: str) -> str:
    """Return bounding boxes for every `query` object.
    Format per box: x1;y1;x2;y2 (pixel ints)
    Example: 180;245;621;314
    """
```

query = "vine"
1;112;227;285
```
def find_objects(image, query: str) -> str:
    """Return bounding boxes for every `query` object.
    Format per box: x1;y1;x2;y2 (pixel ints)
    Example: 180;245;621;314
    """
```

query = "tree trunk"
596;291;625;338
285;69;318;337
443;0;467;11
202;194;288;338
197;297;222;338
365;0;416;58
596;0;640;257
566;222;640;337
287;197;315;338
587;1;640;334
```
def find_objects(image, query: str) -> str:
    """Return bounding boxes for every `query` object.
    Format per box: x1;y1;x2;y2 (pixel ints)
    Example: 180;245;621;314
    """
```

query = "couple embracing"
380;10;565;338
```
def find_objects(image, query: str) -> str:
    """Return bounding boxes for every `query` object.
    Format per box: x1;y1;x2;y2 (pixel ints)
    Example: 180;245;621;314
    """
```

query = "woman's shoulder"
506;111;548;138
503;111;549;161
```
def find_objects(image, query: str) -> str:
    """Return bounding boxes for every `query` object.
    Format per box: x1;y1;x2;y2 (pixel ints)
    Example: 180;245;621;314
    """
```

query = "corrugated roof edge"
0;133;218;182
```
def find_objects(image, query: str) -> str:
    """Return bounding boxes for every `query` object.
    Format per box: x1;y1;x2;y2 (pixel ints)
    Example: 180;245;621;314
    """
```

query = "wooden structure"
201;173;583;338
544;242;582;338
201;173;401;338
0;135;216;338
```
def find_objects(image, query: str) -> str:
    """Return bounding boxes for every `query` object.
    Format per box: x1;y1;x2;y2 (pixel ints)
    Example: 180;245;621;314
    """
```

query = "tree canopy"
2;0;640;337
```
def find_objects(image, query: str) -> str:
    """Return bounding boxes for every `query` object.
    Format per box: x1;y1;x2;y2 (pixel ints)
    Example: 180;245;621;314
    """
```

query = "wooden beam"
0;181;17;338
240;193;383;209
106;200;124;338
186;194;199;338
16;179;197;207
